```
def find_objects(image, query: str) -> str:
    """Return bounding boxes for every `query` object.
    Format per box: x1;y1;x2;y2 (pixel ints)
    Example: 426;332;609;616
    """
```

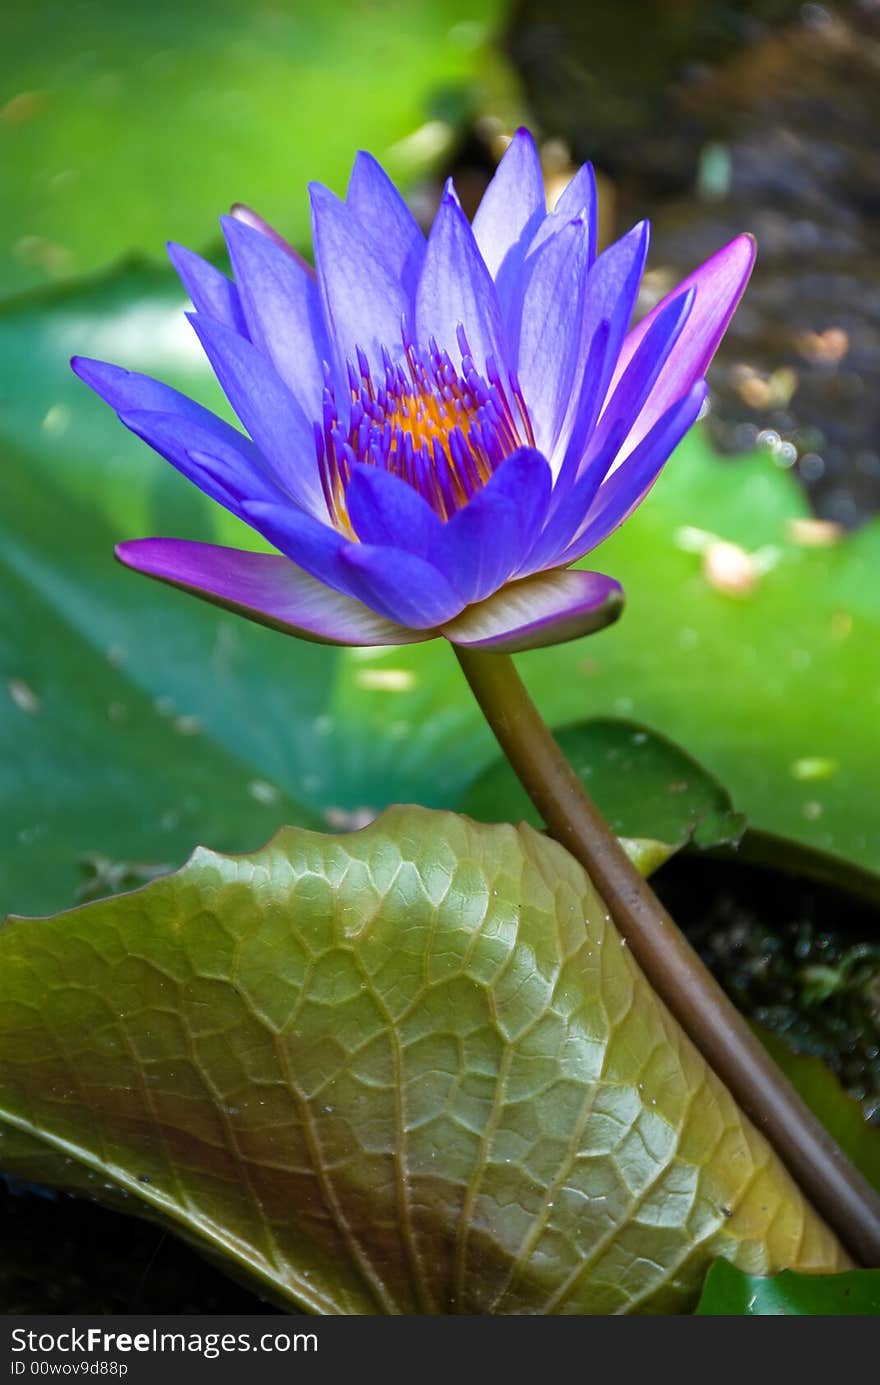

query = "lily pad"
0;0;505;295
460;717;746;861
0;808;846;1314
696;1258;880;1315
0;265;333;917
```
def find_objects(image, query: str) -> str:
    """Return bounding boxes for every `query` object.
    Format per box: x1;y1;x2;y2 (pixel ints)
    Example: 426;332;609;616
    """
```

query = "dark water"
656;854;880;1122
0;1178;277;1314
507;0;880;526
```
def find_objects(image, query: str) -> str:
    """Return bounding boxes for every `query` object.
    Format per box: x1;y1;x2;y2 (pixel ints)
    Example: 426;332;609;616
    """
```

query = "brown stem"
455;645;880;1267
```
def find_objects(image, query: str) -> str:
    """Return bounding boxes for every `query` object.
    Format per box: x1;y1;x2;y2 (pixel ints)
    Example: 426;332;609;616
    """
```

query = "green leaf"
696;1259;880;1315
753;1027;880;1194
460;718;746;864
0;0;505;296
0;809;847;1315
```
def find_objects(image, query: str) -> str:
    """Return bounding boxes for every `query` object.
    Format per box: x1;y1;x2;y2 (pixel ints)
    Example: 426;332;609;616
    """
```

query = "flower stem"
454;645;880;1267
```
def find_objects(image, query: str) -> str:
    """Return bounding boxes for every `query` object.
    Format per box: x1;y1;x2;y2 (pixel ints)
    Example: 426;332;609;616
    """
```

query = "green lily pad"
0;0;505;296
0;807;846;1314
460;717;746;859
696;1258;880;1315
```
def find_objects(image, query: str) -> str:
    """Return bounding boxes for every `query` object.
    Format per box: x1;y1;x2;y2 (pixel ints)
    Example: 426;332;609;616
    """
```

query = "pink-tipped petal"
229;203;316;277
608;232;756;464
115;539;427;647
442;569;623;653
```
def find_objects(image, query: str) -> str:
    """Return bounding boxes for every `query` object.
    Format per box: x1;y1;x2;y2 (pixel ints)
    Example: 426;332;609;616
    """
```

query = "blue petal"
527;161;597;261
221;213;329;418
415;185;510;376
559;381;708;562
608;233;756;464
471;129;546;319
526;299;696;572
435;448;553;603
167;243;249;336
585;287;694;472
71;358;271;484
346;151;425;298
542;318;611;513
240;499;352;593
118;409;287;515
345;464;446;554
472;129;545;276
310;183;409;376
513;216;591;452
229;203;315;272
116;539;427;647
552;220;650;468
187;313;327;519
340;544;465;628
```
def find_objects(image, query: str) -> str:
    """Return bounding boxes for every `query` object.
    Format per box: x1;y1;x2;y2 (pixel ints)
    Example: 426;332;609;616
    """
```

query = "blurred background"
1;0;879;1312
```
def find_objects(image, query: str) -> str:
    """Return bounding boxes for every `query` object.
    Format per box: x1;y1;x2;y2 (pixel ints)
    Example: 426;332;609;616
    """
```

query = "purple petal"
71;357;243;437
346;151;425;297
118;409;288;515
527;161;597;261
513;217;591;452
167;243;249;336
310;183;409;375
435;448;552;603
443;568;623;653
70;357;282;500
552;221;651;468
345;464;446;554
239;499;351;593
340;544;465;628
415;185;510;375
229;204;316;276
115;539;426;646
560;381;708;562
471;128;546;310
609;233;756;462
221;214;329;417
187;313;326;519
583;287;694;472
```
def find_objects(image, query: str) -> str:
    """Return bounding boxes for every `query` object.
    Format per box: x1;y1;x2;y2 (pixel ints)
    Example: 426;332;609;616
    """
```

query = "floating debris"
8;677;40;714
354;668;416;692
786;517;844;547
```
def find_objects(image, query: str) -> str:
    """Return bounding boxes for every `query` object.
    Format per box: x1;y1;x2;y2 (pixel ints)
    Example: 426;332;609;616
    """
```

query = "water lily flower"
72;130;754;652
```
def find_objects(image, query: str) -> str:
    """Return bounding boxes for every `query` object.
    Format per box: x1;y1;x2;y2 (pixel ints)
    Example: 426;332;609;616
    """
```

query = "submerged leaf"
0;808;845;1314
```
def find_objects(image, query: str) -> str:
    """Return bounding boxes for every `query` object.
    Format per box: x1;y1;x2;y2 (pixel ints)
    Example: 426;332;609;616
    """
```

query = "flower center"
315;329;534;535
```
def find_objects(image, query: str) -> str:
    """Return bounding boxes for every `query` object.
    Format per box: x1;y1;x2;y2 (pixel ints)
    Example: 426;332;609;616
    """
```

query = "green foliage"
753;1027;880;1193
0;809;846;1314
461;717;745;855
696;1258;880;1315
0;0;505;295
